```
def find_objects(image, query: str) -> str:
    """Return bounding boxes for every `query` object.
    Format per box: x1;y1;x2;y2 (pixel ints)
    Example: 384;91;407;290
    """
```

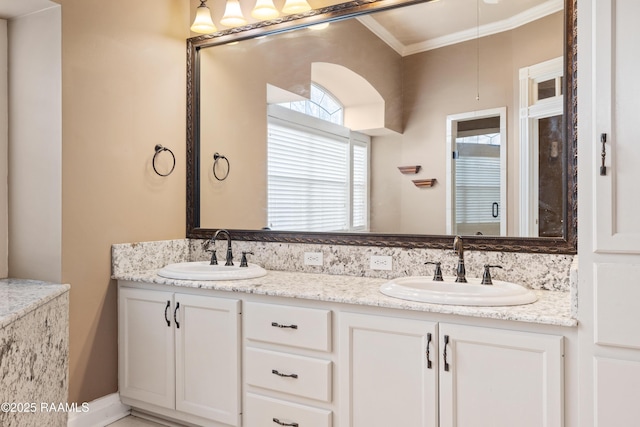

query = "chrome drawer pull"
272;369;298;379
273;418;298;427
271;322;298;329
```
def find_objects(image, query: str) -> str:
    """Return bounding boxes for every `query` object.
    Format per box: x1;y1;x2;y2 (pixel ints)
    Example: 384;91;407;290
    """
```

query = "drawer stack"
243;301;333;427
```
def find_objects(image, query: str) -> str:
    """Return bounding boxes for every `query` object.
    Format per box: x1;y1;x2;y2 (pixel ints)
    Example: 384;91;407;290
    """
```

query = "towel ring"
213;152;230;181
153;144;175;177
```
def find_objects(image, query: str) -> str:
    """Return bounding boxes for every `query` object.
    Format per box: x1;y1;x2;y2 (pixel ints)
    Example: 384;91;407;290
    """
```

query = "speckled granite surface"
0;279;70;329
112;239;577;327
0;289;69;427
187;239;575;291
115;268;576;327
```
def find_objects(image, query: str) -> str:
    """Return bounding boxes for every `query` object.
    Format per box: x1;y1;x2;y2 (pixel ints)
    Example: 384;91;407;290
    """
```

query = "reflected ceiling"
358;0;562;55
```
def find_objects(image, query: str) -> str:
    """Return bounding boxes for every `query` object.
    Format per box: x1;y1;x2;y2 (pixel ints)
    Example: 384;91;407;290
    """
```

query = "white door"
339;312;438;427
593;0;640;253
175;294;241;426
118;288;175;409
439;323;563;427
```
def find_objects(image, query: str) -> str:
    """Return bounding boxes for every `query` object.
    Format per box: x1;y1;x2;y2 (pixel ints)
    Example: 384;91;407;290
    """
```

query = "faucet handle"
424;261;444;281
204;240;218;265
481;265;503;285
240;251;254;268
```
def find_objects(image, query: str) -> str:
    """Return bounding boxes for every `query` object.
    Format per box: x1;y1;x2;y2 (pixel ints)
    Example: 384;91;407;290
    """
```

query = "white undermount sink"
157;261;267;281
380;276;537;306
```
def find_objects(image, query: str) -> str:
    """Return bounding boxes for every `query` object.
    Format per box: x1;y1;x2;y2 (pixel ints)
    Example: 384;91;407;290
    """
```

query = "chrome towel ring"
213;152;230;181
153;144;176;177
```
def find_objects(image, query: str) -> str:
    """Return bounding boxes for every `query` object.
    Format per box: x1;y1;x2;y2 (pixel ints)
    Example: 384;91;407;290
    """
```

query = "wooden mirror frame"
186;0;577;254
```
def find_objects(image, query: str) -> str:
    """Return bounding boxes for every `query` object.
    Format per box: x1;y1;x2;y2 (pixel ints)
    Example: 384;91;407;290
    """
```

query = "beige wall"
371;11;563;235
8;6;62;283
58;0;188;402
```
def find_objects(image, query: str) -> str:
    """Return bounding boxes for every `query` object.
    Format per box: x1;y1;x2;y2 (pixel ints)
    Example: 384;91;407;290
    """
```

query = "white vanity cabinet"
118;287;241;427
338;312;438;427
243;301;334;427
339;312;564;427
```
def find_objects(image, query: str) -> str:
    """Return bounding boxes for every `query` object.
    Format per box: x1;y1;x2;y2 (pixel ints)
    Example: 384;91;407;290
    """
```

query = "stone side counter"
0;279;70;427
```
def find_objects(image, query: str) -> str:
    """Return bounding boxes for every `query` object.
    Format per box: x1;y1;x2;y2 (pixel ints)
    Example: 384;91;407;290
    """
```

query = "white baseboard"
67;393;131;427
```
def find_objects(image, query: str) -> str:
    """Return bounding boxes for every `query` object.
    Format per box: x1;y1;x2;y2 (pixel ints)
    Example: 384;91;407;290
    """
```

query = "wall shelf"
398;165;421;174
412;179;437;188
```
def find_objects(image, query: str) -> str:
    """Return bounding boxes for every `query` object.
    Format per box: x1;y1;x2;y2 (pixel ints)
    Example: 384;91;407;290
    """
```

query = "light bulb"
190;1;217;34
252;0;279;20
221;0;248;27
282;0;311;15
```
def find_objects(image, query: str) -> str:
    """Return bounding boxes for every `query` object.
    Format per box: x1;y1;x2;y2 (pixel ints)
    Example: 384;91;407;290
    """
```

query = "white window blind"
267;105;369;232
351;142;368;230
455;144;501;224
267;117;350;231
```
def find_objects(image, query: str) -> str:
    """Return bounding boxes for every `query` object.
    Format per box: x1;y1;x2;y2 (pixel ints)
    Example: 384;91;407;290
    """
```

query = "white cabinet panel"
245;302;331;351
245;393;331;427
119;287;241;426
339;312;438;427
594;0;640;253
439;323;564;427
118;288;175;409
245;347;332;402
594;263;640;349
595;357;640;426
175;294;241;424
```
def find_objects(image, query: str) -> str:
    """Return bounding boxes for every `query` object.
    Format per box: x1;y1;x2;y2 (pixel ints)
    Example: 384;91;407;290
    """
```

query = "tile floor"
108;415;167;427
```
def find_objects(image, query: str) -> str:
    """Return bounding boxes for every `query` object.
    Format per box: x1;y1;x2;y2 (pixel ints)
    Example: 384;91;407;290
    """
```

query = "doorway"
446;107;507;236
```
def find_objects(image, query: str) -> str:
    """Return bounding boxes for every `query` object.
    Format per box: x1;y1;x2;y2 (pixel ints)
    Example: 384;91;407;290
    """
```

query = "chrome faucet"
208;229;234;266
453;235;467;283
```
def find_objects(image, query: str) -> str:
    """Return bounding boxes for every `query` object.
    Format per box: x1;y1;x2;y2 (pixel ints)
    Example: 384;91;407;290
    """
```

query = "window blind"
267;117;350;231
455;152;501;224
352;142;368;230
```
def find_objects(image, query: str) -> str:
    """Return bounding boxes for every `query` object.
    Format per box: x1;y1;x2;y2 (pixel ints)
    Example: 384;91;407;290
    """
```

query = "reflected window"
267;88;369;232
278;84;344;125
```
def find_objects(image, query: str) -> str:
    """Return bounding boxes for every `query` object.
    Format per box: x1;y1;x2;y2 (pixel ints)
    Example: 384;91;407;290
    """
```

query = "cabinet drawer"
245;348;332;402
245;393;331;427
245;302;331;351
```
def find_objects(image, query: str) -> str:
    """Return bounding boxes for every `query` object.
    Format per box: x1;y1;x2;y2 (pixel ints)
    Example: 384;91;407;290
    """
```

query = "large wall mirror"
187;0;577;254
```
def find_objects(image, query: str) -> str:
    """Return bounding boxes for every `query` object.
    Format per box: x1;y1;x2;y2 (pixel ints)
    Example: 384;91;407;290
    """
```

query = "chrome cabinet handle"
272;369;298;379
174;302;180;329
271;322;298;329
443;335;450;372
273;418;298;427
164;300;171;327
426;332;433;369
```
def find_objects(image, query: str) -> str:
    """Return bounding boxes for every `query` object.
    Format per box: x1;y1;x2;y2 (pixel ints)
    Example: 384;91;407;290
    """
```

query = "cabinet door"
339;312;438;427
439;323;563;427
175;293;241;426
118;288;175;409
593;0;640;253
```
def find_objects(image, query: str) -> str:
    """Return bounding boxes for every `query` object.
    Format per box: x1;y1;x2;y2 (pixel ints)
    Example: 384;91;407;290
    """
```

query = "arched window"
278;83;344;125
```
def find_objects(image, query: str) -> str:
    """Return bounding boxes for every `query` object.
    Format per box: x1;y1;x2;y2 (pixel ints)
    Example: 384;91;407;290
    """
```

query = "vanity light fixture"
191;0;217;34
282;0;312;15
221;0;248;27
251;0;280;20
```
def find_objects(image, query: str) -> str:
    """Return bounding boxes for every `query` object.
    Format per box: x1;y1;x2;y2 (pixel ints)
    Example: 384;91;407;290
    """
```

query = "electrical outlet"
370;255;392;271
304;252;323;266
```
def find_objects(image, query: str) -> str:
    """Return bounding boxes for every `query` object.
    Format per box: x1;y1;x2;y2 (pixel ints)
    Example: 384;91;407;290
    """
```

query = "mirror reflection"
197;0;566;239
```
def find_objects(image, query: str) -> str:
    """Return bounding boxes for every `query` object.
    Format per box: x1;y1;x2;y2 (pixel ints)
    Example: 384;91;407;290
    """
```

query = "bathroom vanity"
114;243;576;427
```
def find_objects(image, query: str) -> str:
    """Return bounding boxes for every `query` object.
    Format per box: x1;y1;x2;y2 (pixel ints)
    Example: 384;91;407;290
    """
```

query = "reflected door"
446;108;507;236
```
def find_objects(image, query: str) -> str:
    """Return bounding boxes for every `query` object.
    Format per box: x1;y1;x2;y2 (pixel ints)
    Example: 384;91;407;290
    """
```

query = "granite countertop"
115;269;577;327
0;279;71;329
